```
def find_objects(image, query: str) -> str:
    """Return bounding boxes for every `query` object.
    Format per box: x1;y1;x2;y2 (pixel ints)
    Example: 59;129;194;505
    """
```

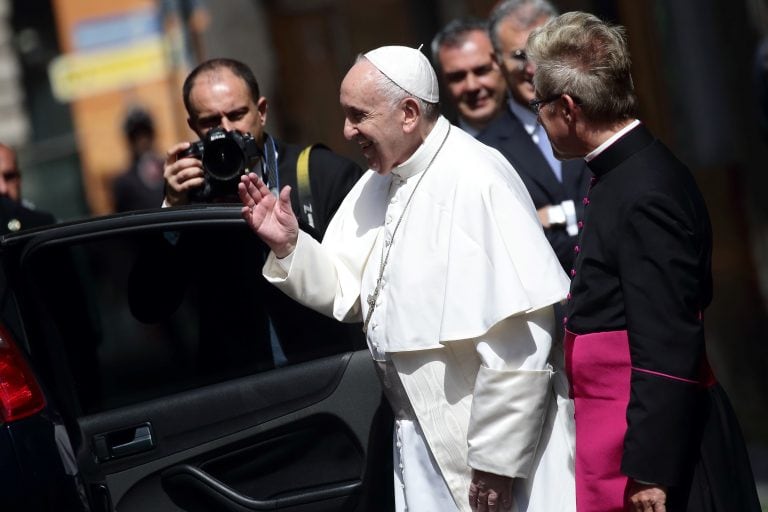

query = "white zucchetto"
364;45;439;103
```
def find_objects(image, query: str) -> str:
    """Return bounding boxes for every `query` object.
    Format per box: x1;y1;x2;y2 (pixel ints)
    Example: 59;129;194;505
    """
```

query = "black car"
0;205;393;511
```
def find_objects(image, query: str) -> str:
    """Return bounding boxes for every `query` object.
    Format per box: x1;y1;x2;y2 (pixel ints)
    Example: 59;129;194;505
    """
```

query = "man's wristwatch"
547;200;579;236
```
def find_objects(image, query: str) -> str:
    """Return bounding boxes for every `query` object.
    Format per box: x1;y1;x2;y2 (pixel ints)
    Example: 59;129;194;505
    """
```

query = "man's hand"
626;480;667;512
536;206;551;228
469;469;513;512
238;173;299;258
163;141;205;206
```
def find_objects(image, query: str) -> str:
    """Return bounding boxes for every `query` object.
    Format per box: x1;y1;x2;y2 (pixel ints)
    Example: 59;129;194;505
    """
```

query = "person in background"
480;0;591;273
0;143;55;235
431;17;507;137
527;11;761;512
239;45;575;512
112;107;165;212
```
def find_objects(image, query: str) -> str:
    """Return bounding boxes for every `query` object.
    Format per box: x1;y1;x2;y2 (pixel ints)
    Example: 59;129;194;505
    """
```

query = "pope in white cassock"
238;45;576;512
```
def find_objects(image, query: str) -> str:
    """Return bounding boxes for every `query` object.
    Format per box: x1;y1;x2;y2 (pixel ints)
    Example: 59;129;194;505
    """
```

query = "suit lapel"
480;109;563;193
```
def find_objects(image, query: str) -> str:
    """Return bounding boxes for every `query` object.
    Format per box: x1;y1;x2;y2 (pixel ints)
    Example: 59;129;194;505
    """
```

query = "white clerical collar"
508;97;538;136
391;116;450;180
584;119;641;162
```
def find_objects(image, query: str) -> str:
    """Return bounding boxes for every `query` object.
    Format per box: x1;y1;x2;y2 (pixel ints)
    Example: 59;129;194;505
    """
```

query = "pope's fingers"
240;205;252;223
477;489;490;512
237;180;256;208
240;173;265;204
277;185;293;212
468;483;478;509
487;490;498;512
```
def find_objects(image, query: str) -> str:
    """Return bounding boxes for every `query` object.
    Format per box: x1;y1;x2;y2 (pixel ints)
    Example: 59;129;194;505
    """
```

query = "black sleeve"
618;191;707;485
308;148;363;237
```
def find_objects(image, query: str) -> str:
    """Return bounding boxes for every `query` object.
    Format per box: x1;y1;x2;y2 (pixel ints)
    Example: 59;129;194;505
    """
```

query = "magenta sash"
565;329;632;512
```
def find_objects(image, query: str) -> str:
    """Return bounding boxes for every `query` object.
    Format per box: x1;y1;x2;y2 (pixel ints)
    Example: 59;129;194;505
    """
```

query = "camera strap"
296;144;315;228
263;135;280;196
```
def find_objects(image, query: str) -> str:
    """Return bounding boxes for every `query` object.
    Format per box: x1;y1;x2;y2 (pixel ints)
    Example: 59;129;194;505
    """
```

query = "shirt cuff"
274;249;296;274
467;367;552;478
263;231;303;280
562;200;578;236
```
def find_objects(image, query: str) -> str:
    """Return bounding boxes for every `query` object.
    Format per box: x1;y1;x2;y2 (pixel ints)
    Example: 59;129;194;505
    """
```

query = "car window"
16;223;362;414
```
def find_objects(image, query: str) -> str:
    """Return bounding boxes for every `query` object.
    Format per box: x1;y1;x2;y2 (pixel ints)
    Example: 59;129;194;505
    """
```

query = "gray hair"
488;0;558;55
430;17;489;72
357;55;441;122
526;11;638;122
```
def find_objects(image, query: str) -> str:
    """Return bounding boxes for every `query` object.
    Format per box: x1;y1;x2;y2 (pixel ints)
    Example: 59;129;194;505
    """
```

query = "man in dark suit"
430;18;507;137
163;58;362;240
0;143;55;235
153;58;364;369
479;0;591;272
528;11;761;512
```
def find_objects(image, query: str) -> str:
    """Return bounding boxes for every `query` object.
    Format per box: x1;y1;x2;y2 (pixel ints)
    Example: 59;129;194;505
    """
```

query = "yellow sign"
49;38;169;102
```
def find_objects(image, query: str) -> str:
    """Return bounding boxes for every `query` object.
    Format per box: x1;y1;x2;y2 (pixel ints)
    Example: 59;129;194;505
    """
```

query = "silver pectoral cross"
363;283;381;334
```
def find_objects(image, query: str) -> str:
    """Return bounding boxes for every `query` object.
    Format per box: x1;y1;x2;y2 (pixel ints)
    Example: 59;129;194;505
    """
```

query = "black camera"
178;127;262;201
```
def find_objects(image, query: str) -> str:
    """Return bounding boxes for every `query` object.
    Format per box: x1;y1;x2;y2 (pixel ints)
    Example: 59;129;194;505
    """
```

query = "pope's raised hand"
238;173;299;258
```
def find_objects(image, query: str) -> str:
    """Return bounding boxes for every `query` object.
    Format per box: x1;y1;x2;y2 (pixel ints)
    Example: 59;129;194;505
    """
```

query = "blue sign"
73;8;162;52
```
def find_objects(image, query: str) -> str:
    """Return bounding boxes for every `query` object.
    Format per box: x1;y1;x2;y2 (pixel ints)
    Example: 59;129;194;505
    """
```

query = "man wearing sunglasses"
479;0;591;274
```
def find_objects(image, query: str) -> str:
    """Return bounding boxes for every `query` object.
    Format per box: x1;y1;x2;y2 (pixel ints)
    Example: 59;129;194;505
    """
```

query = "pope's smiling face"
340;60;411;174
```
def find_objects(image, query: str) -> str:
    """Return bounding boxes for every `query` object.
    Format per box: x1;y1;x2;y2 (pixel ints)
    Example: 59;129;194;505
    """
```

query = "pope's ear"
402;98;420;133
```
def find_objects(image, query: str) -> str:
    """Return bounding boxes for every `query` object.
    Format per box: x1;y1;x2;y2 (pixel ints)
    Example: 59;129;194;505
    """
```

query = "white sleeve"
466;306;555;478
263;230;363;322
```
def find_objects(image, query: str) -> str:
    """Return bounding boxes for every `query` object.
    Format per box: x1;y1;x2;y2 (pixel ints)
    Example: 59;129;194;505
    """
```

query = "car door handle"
162;464;362;511
93;423;155;462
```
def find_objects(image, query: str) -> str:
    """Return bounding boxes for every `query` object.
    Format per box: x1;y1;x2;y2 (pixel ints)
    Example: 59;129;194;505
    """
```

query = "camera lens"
202;137;246;181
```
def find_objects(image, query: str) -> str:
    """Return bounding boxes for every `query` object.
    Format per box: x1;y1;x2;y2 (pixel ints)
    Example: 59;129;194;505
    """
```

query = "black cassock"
563;123;760;512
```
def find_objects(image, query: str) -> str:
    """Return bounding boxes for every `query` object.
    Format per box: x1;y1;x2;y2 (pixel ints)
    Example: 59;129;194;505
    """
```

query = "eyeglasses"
529;94;562;114
511;49;527;62
510;49;527;70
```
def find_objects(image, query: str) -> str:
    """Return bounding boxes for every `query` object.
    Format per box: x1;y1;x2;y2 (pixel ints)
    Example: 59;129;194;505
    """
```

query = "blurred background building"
2;0;767;499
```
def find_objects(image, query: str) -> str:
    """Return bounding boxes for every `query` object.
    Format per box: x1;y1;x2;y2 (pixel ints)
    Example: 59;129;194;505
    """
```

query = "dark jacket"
566;123;759;511
0;197;56;235
276;139;362;241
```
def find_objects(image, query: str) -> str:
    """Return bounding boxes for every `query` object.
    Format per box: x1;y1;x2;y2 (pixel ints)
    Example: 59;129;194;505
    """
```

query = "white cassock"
264;116;576;511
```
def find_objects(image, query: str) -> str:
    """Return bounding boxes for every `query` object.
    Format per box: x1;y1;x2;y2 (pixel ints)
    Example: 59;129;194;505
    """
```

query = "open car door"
3;206;393;512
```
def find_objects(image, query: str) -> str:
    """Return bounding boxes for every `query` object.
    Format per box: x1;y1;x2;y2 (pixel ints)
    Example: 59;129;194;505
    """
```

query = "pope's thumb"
278;185;293;212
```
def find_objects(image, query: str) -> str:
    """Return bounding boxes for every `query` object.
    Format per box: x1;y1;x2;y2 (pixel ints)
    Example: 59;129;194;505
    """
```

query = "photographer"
145;58;364;371
163;57;362;240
